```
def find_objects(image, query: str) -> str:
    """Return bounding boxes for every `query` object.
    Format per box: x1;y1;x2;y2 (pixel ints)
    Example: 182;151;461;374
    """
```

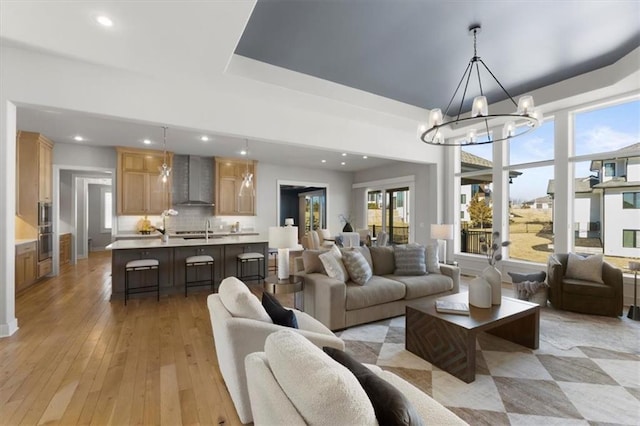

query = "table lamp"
269;226;298;280
431;224;454;264
284;218;294;227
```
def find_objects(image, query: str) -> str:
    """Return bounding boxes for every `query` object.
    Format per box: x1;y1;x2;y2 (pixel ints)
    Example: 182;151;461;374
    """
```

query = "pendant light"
159;126;171;184
239;139;254;197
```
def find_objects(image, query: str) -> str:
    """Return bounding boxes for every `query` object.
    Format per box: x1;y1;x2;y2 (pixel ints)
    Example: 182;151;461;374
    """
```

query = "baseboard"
0;317;19;337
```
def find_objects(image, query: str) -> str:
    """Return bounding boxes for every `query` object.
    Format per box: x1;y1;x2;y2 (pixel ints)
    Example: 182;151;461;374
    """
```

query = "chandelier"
420;24;542;146
159;126;171;183
239;139;254;197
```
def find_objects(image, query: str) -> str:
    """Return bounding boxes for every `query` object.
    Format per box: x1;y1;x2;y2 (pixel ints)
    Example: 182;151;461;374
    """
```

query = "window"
623;230;640;248
574;99;640;156
604;162;615;177
460;194;466;204
623;192;640;209
366;186;411;244
101;188;112;232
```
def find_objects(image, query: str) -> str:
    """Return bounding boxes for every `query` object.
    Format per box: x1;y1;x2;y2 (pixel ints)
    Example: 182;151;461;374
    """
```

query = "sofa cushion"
562;278;614;297
319;251;349;283
388;274;453;300
265;330;376;426
302;249;327;274
346;276;406;310
262;292;298;328
394;244;427;276
426;243;440;274
566;253;604;283
323;347;424;426
342;245;373;269
342;250;373;285
218;277;272;323
369;246;396;275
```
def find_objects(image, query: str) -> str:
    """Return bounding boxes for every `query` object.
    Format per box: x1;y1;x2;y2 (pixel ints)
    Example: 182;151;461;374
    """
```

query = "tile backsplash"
116;208;256;234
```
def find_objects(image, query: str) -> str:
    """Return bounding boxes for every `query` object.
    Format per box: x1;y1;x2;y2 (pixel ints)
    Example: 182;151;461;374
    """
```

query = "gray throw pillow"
425;243;440;274
565;253;604;283
394;244;427;276
342;250;373;285
302;249;327;274
369;246;396;275
508;271;546;283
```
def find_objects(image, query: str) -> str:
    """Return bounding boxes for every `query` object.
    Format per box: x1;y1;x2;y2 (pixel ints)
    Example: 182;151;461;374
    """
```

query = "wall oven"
38;202;52;226
38;223;53;262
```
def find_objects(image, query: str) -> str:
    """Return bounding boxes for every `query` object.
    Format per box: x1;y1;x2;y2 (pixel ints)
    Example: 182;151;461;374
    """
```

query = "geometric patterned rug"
337;305;640;425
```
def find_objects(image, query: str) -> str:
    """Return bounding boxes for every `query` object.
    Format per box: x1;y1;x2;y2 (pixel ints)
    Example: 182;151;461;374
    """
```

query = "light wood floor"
0;251;255;426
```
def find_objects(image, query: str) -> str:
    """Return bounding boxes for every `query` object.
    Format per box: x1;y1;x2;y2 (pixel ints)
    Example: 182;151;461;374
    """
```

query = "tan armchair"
547;253;623;317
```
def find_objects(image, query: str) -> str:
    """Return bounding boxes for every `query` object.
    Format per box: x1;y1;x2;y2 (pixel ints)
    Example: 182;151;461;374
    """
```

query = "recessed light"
200;136;209;142
341;153;347;157
240;149;247;156
321;159;326;163
363;155;368;159
341;162;346;166
143;139;152;145
73;135;84;142
95;15;113;27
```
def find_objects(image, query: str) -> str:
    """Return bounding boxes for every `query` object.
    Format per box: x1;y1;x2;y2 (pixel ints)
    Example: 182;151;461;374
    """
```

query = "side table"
264;275;304;310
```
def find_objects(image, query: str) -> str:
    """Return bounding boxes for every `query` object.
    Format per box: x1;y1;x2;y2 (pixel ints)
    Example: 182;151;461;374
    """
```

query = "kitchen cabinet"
15;241;37;292
215;157;256;216
16;131;54;225
59;233;71;266
116;147;173;215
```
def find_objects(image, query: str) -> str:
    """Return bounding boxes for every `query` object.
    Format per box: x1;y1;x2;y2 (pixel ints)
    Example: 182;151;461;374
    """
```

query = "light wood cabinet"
16;131;54;225
15;242;37;292
59;233;71;266
215;157;256;216
117;147;173;215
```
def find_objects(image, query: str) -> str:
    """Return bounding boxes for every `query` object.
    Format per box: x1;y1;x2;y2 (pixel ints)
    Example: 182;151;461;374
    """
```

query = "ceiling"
3;1;639;170
237;0;640;110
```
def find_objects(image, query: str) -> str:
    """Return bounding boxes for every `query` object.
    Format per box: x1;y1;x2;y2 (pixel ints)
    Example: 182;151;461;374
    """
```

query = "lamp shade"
284;218;294;226
269;226;298;249
431;224;454;240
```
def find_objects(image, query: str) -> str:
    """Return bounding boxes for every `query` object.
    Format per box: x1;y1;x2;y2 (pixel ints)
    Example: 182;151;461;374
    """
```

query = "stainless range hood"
173;155;215;206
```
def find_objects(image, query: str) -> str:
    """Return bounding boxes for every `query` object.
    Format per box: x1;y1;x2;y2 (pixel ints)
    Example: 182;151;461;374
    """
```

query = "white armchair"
207;292;344;424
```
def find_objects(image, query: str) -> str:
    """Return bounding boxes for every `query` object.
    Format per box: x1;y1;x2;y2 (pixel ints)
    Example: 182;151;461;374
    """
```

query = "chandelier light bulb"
428;109;443;128
467;129;477;143
503;121;516;139
161;174;167;183
471;96;488;117
531;109;544;127
517;95;535;115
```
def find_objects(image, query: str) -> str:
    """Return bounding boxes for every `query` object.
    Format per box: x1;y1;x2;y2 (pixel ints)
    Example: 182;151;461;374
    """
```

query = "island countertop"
106;233;269;250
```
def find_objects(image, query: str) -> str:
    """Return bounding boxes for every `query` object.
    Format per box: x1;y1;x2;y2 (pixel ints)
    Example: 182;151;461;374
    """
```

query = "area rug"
336;305;640;425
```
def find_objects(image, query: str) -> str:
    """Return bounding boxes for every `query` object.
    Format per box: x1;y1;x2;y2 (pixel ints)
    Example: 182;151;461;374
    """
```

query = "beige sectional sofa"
295;244;460;331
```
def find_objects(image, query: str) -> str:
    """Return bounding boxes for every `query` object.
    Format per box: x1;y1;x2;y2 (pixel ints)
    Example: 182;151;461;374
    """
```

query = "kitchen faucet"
204;218;211;242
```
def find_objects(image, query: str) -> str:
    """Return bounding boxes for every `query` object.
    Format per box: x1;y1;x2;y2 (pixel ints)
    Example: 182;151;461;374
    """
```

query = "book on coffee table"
435;299;470;315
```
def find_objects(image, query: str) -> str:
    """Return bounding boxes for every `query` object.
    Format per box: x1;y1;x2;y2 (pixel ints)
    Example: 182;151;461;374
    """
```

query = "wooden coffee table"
406;292;540;383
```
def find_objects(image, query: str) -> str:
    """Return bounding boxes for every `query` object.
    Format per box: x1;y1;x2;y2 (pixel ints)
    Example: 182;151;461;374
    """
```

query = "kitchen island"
106;234;268;300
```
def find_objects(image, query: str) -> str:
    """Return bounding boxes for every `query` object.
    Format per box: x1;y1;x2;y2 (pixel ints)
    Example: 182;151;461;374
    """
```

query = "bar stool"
185;255;215;296
236;252;265;282
124;258;160;305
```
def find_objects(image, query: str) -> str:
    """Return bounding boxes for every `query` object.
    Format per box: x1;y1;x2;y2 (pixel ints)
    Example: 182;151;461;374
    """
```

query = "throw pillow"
302;249;327;274
265;330;376;426
218;277;272;323
369;246;396;275
323;347;425;426
394;244;427;276
425;243;440;274
342;250;373;285
261;292;298;328
329;243;343;259
319;251;349;283
565;253;604;283
508;271;547;284
341;245;373;269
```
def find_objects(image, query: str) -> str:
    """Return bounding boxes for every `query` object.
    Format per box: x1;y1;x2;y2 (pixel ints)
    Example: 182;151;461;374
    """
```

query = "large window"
571;98;640;268
367;187;410;244
507;120;555;263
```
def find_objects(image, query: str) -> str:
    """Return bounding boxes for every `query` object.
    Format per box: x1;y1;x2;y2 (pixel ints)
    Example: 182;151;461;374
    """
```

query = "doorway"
367;186;410;244
277;180;329;241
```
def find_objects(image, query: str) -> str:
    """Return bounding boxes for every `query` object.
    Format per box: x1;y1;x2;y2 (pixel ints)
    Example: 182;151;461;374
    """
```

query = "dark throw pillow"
508;271;547;284
323;347;424;426
261;292;298;328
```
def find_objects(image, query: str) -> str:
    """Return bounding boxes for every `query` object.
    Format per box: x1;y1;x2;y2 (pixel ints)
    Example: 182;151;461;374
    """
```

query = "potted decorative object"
468;276;492;308
480;231;511;305
156;209;178;243
339;214;354;232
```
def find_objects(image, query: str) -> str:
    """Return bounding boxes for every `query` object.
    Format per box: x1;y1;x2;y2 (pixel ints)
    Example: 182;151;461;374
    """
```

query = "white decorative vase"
468;276;492;308
482;265;502;305
161;234;169;243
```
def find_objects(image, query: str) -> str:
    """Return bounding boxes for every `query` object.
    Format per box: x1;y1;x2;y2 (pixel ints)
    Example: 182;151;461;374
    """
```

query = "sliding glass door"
367;187;410;244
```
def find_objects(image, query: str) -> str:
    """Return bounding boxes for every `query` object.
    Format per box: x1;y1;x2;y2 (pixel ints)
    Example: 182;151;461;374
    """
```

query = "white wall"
59;171;73;234
604;188;640;257
627;158;640;181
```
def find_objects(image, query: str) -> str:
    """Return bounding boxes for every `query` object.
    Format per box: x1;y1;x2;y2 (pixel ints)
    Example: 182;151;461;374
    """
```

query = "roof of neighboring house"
460;151;522;185
461;151;493;170
590;142;640;171
593;178;640;189
547;177;598;195
525;195;553;205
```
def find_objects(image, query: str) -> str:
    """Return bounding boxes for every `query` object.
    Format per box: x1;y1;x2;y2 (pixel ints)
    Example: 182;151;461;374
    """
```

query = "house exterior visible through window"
623;192;640;209
101;188;112;232
623;229;640;248
604;162;616;177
